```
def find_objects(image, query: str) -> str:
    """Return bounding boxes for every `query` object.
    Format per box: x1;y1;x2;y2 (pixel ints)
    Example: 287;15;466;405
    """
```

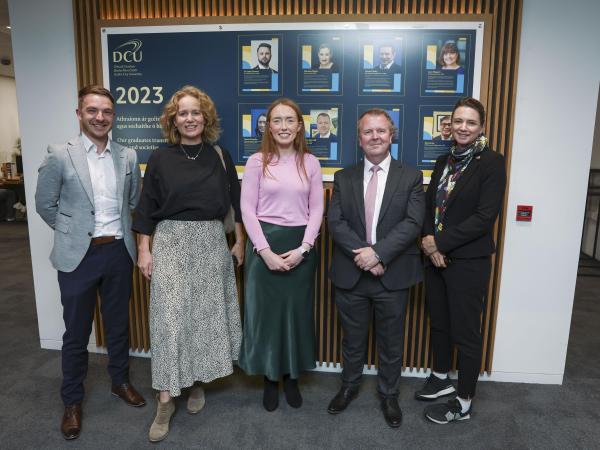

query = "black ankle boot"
283;374;302;408
263;377;279;412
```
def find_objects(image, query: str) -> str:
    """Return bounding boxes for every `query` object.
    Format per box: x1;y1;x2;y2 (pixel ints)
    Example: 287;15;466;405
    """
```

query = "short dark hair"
438;42;461;67
257;42;272;52
317;112;331;121
78;85;114;109
452;97;486;126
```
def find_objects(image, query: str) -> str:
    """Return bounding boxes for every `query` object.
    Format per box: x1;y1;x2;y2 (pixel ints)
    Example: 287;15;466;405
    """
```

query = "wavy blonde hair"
260;98;311;181
160;85;221;144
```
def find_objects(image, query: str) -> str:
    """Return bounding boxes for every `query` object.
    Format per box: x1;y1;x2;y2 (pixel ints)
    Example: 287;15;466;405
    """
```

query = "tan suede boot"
148;397;175;442
187;384;205;414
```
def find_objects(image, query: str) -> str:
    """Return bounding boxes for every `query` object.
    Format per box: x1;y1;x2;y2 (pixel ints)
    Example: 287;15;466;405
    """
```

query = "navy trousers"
58;239;133;406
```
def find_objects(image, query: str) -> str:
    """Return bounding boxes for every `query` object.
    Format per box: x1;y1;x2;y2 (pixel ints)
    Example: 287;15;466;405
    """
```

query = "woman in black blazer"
416;97;506;424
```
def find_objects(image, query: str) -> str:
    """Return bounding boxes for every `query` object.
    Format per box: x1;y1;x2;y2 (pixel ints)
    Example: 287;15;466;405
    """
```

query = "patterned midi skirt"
150;220;242;396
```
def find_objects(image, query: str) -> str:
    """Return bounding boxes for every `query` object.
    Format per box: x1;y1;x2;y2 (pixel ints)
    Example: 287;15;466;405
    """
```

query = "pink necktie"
365;165;381;245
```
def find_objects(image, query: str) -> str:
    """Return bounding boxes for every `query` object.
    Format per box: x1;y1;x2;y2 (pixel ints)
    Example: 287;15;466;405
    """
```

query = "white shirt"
380;61;395;70
82;133;123;238
363;153;391;244
318;132;331;138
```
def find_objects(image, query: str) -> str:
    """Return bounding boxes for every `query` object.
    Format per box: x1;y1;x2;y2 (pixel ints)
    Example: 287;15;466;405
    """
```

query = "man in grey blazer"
35;85;145;440
327;109;424;428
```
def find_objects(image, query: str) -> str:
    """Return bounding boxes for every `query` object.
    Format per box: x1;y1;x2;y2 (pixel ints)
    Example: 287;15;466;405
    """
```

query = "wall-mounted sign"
101;21;484;179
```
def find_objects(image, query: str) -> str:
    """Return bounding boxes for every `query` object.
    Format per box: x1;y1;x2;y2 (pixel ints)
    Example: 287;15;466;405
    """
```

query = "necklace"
179;142;204;160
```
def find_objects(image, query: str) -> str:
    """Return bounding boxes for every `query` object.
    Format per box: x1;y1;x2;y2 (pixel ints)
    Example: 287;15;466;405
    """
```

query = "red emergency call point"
516;205;533;222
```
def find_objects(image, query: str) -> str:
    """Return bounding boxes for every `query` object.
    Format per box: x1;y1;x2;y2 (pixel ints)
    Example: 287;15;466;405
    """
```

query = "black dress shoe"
61;404;82;440
327;387;358;414
381;397;402;428
111;383;146;407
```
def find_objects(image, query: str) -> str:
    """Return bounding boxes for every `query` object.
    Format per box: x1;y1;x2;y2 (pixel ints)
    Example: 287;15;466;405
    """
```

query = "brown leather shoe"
111;383;146;407
61;404;82;440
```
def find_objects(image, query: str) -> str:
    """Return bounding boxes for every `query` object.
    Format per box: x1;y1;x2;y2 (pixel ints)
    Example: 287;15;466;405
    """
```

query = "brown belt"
91;236;117;246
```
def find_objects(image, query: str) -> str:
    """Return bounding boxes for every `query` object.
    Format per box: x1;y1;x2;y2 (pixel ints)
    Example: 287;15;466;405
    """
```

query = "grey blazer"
35;135;141;272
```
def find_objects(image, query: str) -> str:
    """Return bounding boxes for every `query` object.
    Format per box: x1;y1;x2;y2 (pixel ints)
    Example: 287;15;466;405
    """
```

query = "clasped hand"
259;247;305;272
352;247;384;276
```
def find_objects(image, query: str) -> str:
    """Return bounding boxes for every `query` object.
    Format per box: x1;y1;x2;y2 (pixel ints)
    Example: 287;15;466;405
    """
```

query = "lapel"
67;136;94;206
110;141;126;212
445;153;482;210
377;159;402;225
350;162;366;229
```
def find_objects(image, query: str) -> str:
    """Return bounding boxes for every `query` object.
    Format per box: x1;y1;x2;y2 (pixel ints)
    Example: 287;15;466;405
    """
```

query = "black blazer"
328;158;425;291
423;147;506;258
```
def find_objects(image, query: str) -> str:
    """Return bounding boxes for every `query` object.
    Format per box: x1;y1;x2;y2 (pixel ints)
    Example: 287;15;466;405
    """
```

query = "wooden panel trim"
94;12;492;28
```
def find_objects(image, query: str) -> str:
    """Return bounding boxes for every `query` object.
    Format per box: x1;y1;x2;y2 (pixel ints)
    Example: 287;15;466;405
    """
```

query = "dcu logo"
112;39;143;63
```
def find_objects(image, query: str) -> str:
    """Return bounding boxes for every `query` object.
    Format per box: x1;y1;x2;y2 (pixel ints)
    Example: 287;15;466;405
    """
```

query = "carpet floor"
1;221;598;449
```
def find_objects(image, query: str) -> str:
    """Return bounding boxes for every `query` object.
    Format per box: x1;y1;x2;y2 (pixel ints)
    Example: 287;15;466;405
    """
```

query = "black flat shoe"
263;377;279;412
283;375;302;408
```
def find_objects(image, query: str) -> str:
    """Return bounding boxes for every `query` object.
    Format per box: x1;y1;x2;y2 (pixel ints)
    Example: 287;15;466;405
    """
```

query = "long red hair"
260;98;311;181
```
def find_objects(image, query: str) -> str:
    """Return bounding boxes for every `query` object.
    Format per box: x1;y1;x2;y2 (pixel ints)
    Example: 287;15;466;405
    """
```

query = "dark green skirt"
238;221;317;380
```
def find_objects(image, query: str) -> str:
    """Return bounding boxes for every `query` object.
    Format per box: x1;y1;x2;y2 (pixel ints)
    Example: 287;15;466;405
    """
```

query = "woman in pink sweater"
239;98;324;411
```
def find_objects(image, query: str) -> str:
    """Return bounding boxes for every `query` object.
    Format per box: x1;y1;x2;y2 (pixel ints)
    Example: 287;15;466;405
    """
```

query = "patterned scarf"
434;134;488;233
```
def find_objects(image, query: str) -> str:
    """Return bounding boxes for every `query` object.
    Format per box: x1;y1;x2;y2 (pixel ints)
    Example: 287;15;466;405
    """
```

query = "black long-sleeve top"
132;143;242;236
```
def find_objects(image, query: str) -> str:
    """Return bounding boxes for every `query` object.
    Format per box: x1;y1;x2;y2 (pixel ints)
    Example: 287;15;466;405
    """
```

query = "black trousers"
335;272;408;398
425;256;491;398
58;239;133;406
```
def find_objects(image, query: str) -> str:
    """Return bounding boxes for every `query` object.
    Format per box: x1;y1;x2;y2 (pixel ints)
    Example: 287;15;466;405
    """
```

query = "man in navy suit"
253;42;278;73
327;109;424;428
315;112;337;141
378;45;402;73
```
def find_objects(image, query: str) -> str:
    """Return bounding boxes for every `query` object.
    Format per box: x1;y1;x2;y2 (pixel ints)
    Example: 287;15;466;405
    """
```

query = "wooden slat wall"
76;0;522;374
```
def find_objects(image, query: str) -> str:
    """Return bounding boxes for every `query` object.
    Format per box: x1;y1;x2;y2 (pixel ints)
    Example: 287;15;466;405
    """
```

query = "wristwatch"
298;245;310;258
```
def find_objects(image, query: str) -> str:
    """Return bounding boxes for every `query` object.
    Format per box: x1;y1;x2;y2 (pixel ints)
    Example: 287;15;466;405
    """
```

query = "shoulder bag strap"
213;144;227;173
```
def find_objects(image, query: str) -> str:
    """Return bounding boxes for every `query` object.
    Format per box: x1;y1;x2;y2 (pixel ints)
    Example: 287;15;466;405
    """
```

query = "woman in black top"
133;86;243;442
415;97;506;424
